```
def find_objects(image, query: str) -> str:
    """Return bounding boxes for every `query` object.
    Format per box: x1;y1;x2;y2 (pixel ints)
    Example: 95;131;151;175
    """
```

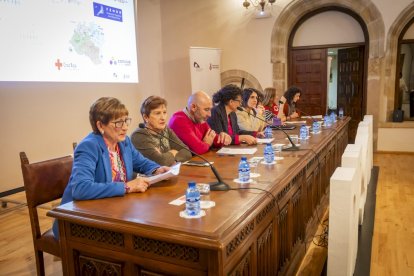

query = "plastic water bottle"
185;181;200;216
264;126;273;138
338;107;344;119
330;111;336;123
238;157;250;183
300;124;307;140
324;115;331;127
313;121;320;133
264;143;274;164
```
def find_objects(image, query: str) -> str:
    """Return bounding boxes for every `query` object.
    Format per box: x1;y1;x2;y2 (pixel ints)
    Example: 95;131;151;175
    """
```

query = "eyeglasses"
111;118;132;128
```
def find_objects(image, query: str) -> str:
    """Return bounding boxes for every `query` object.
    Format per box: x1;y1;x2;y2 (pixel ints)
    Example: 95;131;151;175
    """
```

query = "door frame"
395;15;414;110
287;6;369;117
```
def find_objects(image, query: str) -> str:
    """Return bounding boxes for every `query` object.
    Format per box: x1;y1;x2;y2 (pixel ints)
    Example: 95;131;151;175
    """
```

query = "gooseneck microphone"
138;123;230;191
236;107;299;151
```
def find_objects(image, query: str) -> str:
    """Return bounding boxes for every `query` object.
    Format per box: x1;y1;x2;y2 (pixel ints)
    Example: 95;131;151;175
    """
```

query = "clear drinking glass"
274;145;283;160
248;157;262;178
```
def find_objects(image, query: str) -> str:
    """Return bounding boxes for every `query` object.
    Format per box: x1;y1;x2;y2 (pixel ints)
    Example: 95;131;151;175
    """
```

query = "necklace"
104;139;126;182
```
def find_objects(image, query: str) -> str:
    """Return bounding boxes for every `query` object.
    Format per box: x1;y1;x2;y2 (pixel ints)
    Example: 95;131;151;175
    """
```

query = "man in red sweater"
169;91;231;155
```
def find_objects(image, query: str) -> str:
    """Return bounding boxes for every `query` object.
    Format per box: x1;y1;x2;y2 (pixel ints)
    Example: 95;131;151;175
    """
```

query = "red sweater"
264;103;279;116
168;111;216;155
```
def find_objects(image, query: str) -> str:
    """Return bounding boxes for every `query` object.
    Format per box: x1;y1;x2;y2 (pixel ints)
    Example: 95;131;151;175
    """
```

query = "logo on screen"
93;2;123;22
109;57;117;65
55;59;63;70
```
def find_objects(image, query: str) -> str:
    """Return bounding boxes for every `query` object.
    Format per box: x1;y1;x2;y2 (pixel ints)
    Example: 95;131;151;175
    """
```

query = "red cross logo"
55;59;62;70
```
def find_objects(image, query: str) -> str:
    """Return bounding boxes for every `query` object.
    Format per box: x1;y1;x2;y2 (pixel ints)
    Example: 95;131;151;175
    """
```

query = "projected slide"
0;0;138;83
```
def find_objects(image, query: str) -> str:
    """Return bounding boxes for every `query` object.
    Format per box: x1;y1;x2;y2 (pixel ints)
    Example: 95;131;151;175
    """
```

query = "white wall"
328;53;338;109
378;127;414;152
293;11;365;47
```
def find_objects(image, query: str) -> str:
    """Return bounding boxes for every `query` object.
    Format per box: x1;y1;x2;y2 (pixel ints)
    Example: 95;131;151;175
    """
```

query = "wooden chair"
20;152;73;276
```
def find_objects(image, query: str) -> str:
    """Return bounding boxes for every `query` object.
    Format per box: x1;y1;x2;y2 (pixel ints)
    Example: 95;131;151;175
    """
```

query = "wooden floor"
370;153;414;275
0;153;413;276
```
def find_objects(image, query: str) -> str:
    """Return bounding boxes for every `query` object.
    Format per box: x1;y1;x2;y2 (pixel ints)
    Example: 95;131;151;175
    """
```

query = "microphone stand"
236;107;299;151
138;124;230;191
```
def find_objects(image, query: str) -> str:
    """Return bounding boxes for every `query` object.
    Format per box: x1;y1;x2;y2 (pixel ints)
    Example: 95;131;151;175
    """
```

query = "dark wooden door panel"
290;49;327;116
337;46;365;143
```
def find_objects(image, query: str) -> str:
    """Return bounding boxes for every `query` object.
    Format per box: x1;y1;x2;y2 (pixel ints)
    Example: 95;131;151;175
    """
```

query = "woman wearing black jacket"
207;84;257;145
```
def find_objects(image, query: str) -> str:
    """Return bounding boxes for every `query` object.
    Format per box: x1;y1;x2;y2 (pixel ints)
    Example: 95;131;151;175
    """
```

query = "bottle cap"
241;156;247;161
188;181;196;187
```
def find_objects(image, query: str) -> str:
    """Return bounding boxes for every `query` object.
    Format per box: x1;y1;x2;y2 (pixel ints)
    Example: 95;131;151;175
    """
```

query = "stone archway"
221;69;263;92
383;2;414;121
270;0;385;147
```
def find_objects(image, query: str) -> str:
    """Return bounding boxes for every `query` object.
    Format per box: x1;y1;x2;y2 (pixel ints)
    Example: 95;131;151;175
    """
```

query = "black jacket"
207;104;255;144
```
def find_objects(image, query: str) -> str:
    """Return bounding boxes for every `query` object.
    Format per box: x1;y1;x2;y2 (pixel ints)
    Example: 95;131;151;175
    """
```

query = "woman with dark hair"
207;84;257;145
131;96;191;166
236;88;266;136
282;86;302;120
52;97;170;239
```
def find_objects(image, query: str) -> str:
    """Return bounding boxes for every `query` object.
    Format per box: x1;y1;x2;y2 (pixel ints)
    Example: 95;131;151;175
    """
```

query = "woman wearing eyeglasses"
207;84;257;145
53;97;169;239
131;96;191;166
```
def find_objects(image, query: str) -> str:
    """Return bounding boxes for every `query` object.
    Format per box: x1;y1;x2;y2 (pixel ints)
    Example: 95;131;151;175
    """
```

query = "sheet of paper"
301;115;323;119
285;120;307;124
182;160;213;167
217;147;257;155
169;195;186;206
257;138;274;144
146;162;181;185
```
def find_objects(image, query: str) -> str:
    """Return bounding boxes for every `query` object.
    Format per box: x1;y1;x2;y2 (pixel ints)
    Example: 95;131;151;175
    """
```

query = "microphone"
138;123;230;191
236;107;299;151
240;78;245;90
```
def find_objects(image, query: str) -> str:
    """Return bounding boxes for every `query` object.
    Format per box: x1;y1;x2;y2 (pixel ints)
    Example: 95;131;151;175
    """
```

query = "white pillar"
354;132;369;225
328;167;358;276
341;148;362;272
363;115;374;170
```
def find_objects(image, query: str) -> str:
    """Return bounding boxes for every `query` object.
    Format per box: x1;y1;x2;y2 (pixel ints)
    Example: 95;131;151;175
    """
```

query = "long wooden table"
49;118;349;275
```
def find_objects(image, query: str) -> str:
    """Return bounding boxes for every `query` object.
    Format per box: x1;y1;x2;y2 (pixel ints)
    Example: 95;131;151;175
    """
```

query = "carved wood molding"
226;221;255;257
133;236;199;263
228;249;252;276
70;223;124;247
78;255;122;276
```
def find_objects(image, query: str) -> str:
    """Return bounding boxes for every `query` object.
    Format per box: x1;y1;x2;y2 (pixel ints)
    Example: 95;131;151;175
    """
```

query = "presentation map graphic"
0;0;138;83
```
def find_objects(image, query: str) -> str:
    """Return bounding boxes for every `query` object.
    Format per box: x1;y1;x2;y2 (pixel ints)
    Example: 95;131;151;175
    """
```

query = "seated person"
207;84;257;145
236;88;266;136
169;91;232;155
262;87;286;122
131;96;191;166
282;86;302;120
52;97;169;239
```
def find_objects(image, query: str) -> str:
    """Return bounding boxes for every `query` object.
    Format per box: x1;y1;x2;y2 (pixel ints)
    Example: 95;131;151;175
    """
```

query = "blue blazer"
53;133;160;238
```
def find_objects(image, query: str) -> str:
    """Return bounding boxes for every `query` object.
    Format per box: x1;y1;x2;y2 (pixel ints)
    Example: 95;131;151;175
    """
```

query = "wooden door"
337;46;365;143
289;49;327;116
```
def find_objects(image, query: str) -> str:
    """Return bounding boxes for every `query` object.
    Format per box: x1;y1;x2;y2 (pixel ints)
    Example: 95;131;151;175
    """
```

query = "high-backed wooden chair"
20;152;73;276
